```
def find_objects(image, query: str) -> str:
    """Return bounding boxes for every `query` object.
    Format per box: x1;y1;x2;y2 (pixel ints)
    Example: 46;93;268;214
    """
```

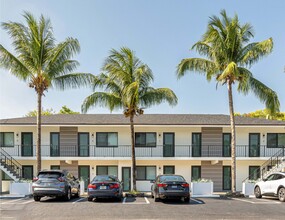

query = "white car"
254;172;285;202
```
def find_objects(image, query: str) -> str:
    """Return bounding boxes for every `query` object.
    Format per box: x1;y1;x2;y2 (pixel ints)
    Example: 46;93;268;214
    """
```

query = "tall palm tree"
82;47;178;190
177;10;280;192
0;12;92;173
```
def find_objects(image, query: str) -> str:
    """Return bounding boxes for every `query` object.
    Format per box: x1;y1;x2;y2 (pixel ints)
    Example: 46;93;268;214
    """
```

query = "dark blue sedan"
151;175;190;202
87;175;123;202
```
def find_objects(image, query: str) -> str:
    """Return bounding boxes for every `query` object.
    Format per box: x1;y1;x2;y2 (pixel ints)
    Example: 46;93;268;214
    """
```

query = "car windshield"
160;175;185;182
38;172;62;179
93;176;117;182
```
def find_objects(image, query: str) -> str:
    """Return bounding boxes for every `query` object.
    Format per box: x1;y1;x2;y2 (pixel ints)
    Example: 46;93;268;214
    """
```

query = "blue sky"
0;0;284;118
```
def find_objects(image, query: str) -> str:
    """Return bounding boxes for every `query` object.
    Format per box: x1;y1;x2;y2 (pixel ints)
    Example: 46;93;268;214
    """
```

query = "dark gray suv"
32;170;80;201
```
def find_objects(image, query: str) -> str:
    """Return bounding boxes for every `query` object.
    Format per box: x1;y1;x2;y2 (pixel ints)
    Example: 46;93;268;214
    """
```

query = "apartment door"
249;133;260;157
78;133;89;157
50;132;60;156
163;133;175;157
21;132;33;156
192;133;201;157
78;166;90;191
223;166;231;190
122;167;131;191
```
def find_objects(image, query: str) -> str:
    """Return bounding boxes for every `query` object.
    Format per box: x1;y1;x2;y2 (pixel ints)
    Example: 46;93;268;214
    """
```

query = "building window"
1;171;13;180
249;166;260;180
135;133;156;147
0;132;14;147
163;166;175;174
137;166;156;180
22;165;33;180
96;133;118;147
191;166;201;181
50;165;60;170
267;133;285;148
96;166;118;176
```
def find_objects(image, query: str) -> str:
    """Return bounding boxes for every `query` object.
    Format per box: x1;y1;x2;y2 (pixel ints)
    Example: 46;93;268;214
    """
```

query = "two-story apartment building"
1;114;285;192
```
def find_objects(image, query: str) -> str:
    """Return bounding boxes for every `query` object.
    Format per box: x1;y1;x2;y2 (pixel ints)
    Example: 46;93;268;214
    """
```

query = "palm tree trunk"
227;80;236;193
36;92;42;174
130;114;137;191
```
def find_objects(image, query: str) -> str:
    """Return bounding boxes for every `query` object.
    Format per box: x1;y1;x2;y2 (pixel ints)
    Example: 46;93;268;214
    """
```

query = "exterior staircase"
244;148;285;182
0;148;22;181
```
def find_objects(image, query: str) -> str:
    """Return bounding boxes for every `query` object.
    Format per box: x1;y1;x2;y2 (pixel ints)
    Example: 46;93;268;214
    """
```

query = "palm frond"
241;38;273;67
81;92;122;113
176;58;216;80
140;88;178;107
0;44;30;80
52;73;94;90
249;77;280;113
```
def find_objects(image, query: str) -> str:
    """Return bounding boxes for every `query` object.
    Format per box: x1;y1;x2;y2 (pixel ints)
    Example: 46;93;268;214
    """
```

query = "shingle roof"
1;114;285;126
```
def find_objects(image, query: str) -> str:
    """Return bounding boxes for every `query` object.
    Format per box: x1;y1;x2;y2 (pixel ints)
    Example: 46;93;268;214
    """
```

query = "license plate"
172;185;177;189
100;186;107;189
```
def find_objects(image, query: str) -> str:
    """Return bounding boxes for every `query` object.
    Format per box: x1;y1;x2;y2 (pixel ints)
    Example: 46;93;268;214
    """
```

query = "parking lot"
0;196;284;220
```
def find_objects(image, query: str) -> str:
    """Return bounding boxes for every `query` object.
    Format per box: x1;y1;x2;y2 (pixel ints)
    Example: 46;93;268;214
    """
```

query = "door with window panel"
163;133;175;157
223;133;231;157
78;133;89;156
192;133;201;157
249;133;260;157
21;132;33;156
50;133;60;156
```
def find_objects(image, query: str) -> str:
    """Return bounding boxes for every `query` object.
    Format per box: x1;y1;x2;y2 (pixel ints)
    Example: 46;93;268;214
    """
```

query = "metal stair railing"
243;147;285;182
0;147;22;179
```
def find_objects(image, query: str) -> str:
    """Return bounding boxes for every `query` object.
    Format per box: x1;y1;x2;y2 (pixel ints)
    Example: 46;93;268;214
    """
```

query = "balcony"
0;145;284;158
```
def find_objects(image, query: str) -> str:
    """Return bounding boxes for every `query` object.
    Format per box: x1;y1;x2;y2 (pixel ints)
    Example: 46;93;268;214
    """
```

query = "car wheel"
254;186;262;199
184;197;190;203
88;197;93;202
64;188;71;201
278;187;285;202
33;196;41;202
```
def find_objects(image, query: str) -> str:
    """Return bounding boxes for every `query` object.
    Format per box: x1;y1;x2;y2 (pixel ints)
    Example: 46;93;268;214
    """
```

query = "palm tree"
82;47;178;190
0;12;93;173
177;10;280;192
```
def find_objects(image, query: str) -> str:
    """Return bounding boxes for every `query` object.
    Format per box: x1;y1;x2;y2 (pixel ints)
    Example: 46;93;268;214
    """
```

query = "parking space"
1;196;284;219
232;197;283;204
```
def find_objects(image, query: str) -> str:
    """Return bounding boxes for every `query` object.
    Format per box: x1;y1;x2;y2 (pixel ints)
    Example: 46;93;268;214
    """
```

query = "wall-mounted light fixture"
92;166;94;170
158;133;161;137
91;133;94;137
16;133;19;137
158;166;161;170
262;134;265;138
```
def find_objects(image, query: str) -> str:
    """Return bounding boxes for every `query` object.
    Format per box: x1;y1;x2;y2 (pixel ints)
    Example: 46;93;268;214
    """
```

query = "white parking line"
2;198;25;204
232;198;281;204
21;200;34;204
122;197;127;204
190;198;202;204
144;197;150;204
122;197;150;205
72;198;86;204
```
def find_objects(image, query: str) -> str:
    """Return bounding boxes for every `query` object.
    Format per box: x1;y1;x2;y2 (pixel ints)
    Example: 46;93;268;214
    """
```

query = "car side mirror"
150;180;155;183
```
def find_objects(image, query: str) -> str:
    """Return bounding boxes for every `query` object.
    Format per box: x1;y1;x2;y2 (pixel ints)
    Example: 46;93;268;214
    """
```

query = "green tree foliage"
59;105;79;114
235;109;285;121
25;106;79;116
0;12;93;172
177;10;280;192
82;47;178;190
25;108;55;117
